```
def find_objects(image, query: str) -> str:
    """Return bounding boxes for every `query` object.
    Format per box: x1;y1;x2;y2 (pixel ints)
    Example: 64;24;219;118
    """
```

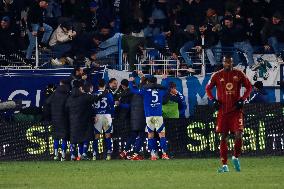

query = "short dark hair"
121;79;129;87
98;79;106;88
223;54;233;60
148;77;157;84
109;78;117;84
83;83;93;93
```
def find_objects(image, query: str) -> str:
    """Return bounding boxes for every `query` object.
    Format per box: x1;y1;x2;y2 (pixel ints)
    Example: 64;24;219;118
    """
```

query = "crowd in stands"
0;0;284;72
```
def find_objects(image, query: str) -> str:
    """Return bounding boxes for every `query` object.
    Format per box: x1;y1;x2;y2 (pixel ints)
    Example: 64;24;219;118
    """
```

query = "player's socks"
232;156;241;172
125;132;136;152
233;138;242;158
61;139;67;159
78;143;83;158
220;139;228;165
70;144;76;160
160;137;168;154
53;139;59;159
148;138;155;154
92;139;99;158
83;141;89;155
105;137;112;153
218;164;229;173
134;135;143;154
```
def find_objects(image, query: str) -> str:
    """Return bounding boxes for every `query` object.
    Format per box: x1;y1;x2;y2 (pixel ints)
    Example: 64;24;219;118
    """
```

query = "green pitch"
0;157;283;189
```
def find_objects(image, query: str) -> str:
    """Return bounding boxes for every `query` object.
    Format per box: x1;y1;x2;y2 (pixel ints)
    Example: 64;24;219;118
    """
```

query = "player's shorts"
94;114;113;134
216;111;244;134
146;116;165;133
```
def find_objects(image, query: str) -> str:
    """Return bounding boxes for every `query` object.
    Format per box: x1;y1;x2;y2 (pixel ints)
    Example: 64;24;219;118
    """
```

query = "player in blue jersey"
93;79;114;160
130;76;170;160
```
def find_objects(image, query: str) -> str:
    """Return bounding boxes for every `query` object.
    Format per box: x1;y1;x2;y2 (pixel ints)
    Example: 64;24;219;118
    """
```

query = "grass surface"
0;157;284;189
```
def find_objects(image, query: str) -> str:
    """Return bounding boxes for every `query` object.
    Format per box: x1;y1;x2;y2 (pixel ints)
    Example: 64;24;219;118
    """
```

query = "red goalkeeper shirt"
206;68;252;114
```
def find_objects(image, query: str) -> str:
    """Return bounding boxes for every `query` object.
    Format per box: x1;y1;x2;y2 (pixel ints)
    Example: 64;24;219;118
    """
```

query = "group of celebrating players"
47;54;252;173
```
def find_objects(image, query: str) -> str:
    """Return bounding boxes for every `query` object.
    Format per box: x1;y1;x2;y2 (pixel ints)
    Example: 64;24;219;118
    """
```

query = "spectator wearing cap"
261;12;284;60
0;16;18;57
26;0;53;62
49;22;76;66
249;81;268;103
220;15;255;67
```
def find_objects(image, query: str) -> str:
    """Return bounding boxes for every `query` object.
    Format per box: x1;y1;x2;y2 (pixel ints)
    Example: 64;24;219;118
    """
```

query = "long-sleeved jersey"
206;68;252;114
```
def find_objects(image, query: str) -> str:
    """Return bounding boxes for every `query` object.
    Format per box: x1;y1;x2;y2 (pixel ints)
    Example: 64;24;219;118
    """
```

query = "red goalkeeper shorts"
216;111;244;133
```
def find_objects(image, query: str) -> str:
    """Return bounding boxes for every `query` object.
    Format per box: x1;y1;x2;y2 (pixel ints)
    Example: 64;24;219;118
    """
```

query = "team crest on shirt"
225;82;235;94
233;76;239;81
226;83;233;90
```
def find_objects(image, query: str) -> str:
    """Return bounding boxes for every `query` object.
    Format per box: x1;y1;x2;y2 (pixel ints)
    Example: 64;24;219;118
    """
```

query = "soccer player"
130;76;170;160
93;79;114;160
206;55;252;172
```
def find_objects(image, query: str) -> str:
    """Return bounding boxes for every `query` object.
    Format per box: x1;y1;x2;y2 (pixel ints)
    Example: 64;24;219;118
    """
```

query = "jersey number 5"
152;91;159;103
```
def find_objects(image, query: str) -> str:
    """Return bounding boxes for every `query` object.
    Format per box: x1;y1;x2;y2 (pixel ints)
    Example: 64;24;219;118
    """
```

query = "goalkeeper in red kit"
206;55;252;173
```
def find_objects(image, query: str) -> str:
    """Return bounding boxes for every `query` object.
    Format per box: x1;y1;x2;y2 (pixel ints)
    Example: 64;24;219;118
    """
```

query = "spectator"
25;0;53;62
220;16;255;67
261;12;284;60
49;22;76;66
205;8;222;33
0;0;21;23
0;16;18;56
179;24;198;68
249;81;268;103
195;23;221;69
90;33;146;71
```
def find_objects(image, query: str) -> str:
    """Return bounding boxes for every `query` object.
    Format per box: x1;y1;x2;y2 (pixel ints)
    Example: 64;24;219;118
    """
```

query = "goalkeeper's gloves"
235;99;244;109
212;98;220;111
